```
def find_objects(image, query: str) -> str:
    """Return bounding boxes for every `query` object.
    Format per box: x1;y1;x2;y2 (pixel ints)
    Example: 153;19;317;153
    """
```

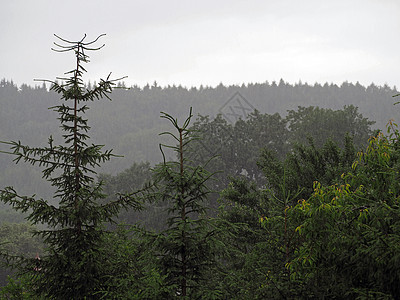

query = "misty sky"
1;0;399;88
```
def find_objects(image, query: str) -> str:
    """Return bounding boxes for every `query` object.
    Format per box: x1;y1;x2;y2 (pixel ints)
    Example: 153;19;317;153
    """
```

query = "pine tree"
0;34;142;299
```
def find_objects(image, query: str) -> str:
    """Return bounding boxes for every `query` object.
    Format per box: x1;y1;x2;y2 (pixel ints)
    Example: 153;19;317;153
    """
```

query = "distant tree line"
0;77;394;202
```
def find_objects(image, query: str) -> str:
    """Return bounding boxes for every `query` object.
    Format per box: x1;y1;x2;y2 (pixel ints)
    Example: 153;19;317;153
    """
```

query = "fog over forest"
0;78;397;199
1;66;400;298
1;1;400;295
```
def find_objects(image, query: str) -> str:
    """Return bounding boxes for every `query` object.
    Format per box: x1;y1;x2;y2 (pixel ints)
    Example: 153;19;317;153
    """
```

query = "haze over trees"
0;77;394;202
0;34;399;299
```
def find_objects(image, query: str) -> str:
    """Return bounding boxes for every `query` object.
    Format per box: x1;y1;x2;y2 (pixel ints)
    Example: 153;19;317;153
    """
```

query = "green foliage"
0;35;143;299
150;108;225;298
259;134;357;201
0;223;42;257
220;172;309;298
97;225;171;299
288;121;400;298
0;209;27;225
1;79;394;202
0;274;45;300
220;177;267;229
218;132;363;298
0;31;395;300
286;105;374;149
0;223;43;287
99;162;166;230
218;178;275;298
100;162;151;195
189;111;289;190
188;106;373;206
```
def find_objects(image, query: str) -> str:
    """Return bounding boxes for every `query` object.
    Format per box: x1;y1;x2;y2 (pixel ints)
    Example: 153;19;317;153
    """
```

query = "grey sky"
1;0;399;88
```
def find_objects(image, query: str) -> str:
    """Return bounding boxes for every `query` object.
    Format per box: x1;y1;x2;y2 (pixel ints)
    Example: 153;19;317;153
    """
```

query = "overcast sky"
1;0;399;88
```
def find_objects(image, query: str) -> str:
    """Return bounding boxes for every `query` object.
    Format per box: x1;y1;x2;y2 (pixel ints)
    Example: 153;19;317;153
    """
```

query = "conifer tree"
0;34;142;299
152;108;224;298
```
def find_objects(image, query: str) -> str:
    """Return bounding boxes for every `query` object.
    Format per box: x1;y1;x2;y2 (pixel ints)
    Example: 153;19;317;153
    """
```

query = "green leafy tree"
188;110;288;206
188;114;233;193
218;134;359;298
0;34;142;299
286;105;375;149
288;120;400;298
231;110;289;184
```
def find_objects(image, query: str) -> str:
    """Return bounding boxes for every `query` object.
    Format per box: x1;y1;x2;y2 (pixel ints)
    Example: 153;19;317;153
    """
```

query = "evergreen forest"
0;34;399;299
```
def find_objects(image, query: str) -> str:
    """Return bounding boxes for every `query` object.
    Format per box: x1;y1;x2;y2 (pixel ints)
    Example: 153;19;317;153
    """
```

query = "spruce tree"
0;34;142;299
152;108;224;298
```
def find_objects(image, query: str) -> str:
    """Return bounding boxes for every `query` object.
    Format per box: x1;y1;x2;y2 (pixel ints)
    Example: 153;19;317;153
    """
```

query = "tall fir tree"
151;108;225;298
0;34;142;299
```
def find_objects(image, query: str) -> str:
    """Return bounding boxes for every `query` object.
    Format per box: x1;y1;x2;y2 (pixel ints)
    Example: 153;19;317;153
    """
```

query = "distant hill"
0;78;397;201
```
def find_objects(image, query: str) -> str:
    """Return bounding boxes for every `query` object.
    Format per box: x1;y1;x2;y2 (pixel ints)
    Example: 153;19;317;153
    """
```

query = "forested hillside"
1;32;400;297
0;78;396;201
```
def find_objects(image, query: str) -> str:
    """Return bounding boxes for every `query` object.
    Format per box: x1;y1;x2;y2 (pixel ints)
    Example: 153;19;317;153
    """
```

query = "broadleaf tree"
287;119;400;298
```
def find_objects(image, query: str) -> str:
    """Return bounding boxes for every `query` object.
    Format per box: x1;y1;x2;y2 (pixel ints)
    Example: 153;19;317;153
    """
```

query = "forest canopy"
0;78;394;201
0;35;399;298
